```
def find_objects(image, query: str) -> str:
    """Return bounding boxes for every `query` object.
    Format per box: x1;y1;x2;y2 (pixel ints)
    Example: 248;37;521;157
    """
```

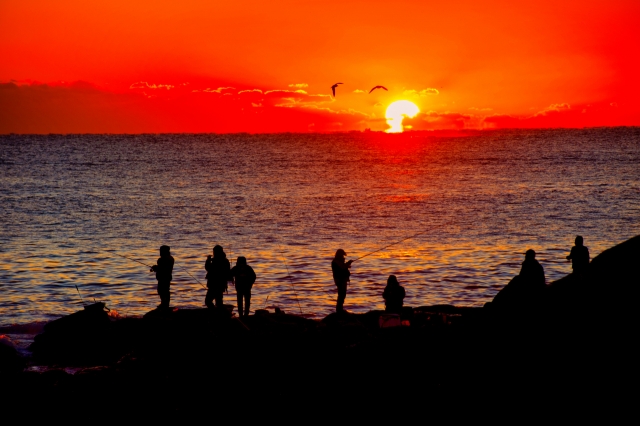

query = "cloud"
201;86;236;94
288;83;308;88
263;89;331;106
238;89;263;95
265;89;308;95
403;88;439;97
402;111;474;130
130;81;175;90
374;102;383;107
535;103;570;116
469;107;493;112
353;89;365;93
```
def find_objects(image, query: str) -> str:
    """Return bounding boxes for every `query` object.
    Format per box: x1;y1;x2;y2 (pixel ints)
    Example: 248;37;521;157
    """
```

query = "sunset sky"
1;0;638;133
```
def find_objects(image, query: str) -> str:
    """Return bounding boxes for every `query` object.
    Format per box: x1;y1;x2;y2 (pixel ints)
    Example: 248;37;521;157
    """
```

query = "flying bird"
369;85;388;94
331;83;343;97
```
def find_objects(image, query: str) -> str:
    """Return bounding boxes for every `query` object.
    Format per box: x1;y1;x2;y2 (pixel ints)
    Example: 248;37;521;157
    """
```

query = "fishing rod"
109;251;153;268
75;285;85;306
111;250;205;289
352;229;430;262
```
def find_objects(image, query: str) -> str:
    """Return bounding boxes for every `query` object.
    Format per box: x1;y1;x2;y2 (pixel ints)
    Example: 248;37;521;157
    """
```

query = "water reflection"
1;129;639;324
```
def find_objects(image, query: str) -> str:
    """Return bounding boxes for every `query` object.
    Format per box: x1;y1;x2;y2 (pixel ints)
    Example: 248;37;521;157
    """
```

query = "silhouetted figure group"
149;235;590;317
492;236;591;311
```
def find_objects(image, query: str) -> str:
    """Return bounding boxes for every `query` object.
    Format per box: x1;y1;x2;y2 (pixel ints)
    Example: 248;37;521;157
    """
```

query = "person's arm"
204;256;212;272
249;267;256;285
226;260;233;282
567;247;574;261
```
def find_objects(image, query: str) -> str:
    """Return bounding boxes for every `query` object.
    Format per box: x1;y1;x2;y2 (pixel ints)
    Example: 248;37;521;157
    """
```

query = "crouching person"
383;275;405;314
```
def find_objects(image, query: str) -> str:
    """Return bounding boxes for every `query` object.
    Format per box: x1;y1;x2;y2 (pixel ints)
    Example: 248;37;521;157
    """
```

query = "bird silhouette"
331;83;343;97
369;85;388;94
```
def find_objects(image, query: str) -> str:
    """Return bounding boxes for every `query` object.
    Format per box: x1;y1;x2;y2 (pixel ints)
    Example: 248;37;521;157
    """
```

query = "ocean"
1;128;639;329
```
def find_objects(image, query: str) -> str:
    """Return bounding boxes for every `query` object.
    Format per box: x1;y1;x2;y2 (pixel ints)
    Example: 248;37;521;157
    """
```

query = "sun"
385;100;420;133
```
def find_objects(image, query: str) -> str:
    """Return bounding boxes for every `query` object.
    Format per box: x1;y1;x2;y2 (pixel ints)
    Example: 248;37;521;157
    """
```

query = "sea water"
1;129;639;329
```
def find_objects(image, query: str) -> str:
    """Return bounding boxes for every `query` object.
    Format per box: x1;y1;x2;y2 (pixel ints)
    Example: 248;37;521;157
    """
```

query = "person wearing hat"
150;245;174;309
231;256;256;317
331;249;353;313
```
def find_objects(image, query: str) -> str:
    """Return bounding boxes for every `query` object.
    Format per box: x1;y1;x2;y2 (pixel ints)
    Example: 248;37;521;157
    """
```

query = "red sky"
1;0;639;133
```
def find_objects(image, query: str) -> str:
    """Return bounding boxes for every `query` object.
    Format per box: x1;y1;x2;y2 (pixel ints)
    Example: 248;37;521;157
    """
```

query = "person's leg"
158;281;170;308
336;282;347;313
205;288;215;308
215;288;224;309
245;290;251;317
236;288;244;317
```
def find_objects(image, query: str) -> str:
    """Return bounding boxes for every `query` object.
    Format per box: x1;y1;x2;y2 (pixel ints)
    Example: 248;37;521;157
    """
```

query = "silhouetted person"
520;249;546;290
150;245;174;309
383;275;405;314
492;249;545;310
567;235;590;275
331;249;353;313
204;245;231;310
231;256;256;317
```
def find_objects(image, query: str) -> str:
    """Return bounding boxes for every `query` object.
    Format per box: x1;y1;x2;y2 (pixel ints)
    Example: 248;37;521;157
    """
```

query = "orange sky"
1;0;639;133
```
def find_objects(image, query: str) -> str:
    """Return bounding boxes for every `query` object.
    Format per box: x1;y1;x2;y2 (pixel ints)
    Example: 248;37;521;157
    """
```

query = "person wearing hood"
204;245;232;309
150;245;174;309
231;256;256;317
331;249;353;313
383;275;406;314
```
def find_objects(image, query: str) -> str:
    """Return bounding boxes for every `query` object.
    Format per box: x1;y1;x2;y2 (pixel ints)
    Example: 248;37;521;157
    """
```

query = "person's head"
575;236;583;246
160;245;170;257
335;249;346;259
236;256;247;266
213;245;225;258
525;249;536;260
387;275;399;286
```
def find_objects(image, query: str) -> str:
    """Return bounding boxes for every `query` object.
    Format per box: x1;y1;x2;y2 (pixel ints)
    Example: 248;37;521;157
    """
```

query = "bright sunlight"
385;100;420;133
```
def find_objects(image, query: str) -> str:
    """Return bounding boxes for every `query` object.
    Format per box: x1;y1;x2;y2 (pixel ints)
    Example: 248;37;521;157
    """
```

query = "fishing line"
174;263;206;290
274;224;303;315
109;251;153;268
352;227;438;262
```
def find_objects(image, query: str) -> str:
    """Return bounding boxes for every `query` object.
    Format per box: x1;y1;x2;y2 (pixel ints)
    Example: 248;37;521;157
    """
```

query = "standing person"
383;275;406;314
150;245;174;309
567;235;590;275
204;245;232;310
331;249;353;313
231;256;256;317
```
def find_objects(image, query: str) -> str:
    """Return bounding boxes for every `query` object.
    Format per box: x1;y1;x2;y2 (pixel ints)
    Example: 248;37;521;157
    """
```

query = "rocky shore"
1;236;638;418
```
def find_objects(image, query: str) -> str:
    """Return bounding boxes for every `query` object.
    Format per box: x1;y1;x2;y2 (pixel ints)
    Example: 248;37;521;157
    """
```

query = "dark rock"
0;335;25;374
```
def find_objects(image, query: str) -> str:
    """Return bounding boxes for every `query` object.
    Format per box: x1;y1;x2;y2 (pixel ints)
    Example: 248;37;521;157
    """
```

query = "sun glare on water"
385;100;420;133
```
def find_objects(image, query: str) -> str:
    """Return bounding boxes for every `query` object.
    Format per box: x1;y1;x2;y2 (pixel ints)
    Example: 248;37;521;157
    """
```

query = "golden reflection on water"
2;130;639;326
